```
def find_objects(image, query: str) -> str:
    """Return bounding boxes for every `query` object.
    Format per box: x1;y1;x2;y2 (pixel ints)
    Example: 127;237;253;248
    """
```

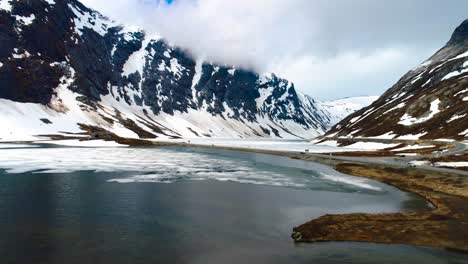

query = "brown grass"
292;163;468;251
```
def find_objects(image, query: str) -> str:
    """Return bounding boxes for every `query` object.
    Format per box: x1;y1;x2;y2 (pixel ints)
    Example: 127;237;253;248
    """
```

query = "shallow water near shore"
0;145;466;263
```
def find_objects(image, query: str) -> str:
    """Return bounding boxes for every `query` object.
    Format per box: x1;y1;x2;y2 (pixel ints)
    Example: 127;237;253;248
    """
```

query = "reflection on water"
0;146;466;264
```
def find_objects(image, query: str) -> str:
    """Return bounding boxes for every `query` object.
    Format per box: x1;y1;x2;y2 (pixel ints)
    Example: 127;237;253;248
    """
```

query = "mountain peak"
447;19;468;46
0;0;339;141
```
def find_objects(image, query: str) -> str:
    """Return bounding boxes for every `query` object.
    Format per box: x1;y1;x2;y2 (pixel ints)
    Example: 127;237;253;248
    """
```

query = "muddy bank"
292;163;468;251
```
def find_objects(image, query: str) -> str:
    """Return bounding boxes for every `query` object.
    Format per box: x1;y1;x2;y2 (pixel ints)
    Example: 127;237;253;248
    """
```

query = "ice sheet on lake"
0;144;39;149
38;139;126;147
154;138;388;153
0;146;381;191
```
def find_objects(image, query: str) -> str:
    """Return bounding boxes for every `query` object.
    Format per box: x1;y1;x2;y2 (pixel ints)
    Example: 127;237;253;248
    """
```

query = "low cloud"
81;0;468;100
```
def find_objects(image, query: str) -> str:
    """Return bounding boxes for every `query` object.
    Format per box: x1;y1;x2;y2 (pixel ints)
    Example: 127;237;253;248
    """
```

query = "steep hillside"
0;0;334;141
325;19;468;141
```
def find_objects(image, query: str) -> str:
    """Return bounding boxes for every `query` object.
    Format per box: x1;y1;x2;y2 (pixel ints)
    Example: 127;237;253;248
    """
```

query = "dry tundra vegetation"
292;162;468;251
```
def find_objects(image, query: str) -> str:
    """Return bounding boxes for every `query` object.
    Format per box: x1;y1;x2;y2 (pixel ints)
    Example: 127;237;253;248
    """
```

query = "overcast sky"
81;0;468;100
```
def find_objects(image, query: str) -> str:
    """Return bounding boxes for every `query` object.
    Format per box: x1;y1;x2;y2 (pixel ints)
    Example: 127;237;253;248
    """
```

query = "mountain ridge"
0;0;343;141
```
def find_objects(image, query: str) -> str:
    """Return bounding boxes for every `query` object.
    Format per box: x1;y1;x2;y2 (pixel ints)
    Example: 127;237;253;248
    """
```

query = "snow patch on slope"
68;3;114;37
398;99;441;126
15;14;36;26
122;36;151;77
0;0;12;12
435;162;468;168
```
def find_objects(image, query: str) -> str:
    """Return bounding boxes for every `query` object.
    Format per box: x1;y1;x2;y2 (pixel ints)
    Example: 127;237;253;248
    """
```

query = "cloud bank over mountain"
81;0;468;100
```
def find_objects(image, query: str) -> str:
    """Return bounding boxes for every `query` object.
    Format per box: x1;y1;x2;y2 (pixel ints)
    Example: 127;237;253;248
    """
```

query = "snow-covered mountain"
318;96;378;125
0;0;342;141
325;19;468;141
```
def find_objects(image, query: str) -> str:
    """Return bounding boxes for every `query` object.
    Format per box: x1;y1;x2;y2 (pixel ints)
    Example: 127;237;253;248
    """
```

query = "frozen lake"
0;145;465;263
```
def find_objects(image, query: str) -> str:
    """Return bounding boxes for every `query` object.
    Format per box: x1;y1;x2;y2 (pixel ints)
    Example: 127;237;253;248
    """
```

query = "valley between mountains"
0;0;468;258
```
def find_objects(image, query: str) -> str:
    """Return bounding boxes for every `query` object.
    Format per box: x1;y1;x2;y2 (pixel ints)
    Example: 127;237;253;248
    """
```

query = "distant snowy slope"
318;96;378;125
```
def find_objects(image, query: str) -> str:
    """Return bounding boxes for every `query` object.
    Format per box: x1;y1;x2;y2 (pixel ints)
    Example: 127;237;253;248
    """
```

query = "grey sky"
81;0;468;100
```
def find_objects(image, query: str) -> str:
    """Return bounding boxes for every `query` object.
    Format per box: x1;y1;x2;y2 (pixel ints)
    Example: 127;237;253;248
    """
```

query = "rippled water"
0;145;466;264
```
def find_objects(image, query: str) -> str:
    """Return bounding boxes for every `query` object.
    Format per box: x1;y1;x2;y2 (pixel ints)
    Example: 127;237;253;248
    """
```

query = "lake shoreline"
170;142;468;252
2;139;468;252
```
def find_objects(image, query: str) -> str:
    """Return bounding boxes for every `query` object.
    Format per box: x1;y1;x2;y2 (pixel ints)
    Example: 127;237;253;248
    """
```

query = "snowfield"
0;93;321;142
391;145;435;152
318;96;378;125
435;162;468;168
0;77;375;143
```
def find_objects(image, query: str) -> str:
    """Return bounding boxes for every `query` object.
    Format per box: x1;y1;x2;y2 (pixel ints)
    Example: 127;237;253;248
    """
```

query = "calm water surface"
0;145;466;264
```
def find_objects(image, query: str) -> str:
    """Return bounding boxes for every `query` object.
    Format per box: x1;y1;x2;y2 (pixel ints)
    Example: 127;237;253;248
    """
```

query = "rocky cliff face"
325;19;468;141
0;0;333;140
